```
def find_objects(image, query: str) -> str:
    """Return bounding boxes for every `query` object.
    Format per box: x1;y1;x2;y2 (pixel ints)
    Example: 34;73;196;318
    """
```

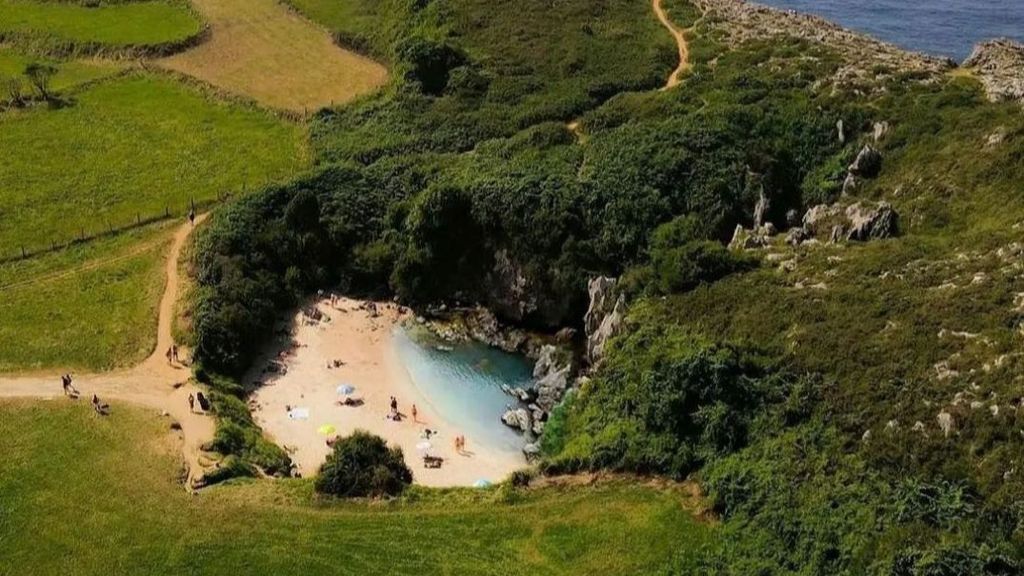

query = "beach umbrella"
336;384;355;396
472;479;492;489
415;440;432;454
317;424;337;436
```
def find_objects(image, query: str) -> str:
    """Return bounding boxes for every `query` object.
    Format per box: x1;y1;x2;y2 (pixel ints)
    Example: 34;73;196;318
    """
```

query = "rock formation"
964;39;1024;103
794;200;898;244
584;277;626;365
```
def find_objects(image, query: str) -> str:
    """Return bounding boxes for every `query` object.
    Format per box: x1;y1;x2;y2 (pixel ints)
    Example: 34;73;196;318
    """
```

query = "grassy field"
0;222;174;372
0;400;714;575
0;0;201;53
158;0;387;112
0;72;307;255
0;48;124;102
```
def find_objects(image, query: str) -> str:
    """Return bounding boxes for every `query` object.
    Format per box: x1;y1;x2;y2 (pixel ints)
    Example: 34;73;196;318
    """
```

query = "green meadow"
0;400;715;576
0;0;201;53
0;48;124;102
0;73;307;255
0;222;173;372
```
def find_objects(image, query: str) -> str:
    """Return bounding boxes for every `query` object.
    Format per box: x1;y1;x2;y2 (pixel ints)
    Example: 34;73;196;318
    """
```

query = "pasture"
0;400;714;575
0;49;124;103
0;222;173;372
0;0;201;54
158;0;388;112
0;72;307;255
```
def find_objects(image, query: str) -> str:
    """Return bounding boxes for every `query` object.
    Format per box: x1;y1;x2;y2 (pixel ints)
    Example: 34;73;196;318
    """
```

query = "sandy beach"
249;297;526;487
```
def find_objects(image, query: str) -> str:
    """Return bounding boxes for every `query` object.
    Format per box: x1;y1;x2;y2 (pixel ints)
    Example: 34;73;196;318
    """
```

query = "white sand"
249;297;525;486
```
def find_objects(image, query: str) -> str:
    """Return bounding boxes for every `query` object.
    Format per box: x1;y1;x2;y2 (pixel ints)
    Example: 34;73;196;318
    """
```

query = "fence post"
21;246;25;258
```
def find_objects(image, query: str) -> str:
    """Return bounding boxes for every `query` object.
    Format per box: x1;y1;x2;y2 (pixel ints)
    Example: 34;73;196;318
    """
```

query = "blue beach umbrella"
336;384;355;395
472;479;492;489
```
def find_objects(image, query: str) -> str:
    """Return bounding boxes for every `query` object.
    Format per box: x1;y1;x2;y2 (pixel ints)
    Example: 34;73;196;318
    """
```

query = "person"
165;346;173;365
188;393;195;413
461;435;467;454
390;396;398;414
411;404;418;423
171;344;180;363
454;435;461;453
92;394;109;415
188;208;196;226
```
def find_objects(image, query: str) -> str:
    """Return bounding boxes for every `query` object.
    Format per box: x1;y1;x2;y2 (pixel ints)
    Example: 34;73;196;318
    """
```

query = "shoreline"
248;297;526;487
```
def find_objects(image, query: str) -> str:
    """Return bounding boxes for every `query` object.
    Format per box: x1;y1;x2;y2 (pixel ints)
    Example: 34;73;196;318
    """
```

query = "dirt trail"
653;0;691;89
0;214;214;489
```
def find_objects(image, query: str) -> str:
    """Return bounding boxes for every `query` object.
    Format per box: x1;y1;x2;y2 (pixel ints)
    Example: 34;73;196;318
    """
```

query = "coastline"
248;297;526;487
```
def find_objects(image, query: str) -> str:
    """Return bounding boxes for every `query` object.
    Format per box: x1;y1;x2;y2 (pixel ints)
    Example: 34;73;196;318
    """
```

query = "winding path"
0;215;214;488
653;0;692;89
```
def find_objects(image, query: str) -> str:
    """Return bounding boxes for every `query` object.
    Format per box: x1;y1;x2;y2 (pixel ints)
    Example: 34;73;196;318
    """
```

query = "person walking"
165;346;173;365
171;344;180;363
188;208;196;227
411;404;418;423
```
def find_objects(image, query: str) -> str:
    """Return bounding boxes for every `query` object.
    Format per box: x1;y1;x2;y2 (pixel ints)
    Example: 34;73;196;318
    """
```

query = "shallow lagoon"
392;326;533;456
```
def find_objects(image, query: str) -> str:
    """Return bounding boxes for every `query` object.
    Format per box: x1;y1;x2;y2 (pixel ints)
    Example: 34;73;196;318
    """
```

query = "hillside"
2;0;1024;573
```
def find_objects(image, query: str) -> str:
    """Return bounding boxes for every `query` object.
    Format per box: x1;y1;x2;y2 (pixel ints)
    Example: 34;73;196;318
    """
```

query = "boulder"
729;224;775;250
872;121;890;142
964;39;1024;103
584;277;626;365
523;442;541;461
802;201;898;243
845;201;898;241
848;145;882;178
501;408;531;434
842;172;859;196
785;226;811;246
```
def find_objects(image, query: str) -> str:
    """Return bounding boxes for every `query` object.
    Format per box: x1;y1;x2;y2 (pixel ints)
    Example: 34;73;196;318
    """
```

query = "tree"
315;430;412;497
24;63;57;101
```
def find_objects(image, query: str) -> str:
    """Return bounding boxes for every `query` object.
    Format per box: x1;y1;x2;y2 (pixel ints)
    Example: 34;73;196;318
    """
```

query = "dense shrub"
315;431;413;498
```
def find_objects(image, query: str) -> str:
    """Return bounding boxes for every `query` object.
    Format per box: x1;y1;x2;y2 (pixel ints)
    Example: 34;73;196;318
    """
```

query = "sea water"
755;0;1024;61
392;326;533;455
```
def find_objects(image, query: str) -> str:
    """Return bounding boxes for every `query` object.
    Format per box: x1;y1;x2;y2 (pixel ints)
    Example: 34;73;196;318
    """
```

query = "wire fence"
0;191;235;266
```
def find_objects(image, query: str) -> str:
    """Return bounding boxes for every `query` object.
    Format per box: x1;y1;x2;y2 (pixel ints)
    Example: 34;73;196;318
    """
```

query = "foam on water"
755;0;1024;61
392;326;532;456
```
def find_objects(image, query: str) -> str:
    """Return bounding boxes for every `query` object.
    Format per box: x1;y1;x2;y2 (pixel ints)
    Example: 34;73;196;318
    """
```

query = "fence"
0;191;235;266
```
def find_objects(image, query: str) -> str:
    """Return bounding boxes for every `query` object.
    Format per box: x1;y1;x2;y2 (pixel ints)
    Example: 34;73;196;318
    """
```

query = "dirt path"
653;0;691;89
0;214;215;489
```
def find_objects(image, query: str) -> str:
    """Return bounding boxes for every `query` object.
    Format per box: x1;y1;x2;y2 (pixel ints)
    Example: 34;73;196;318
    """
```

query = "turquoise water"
756;0;1024;61
392;326;533;456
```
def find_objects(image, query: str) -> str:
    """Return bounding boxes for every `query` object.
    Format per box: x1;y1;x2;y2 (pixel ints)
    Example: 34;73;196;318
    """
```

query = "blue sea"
755;0;1024;61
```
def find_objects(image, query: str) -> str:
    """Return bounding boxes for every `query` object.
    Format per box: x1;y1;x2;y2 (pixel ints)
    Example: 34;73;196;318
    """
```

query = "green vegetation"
0;222;172;372
0;400;714;575
189;0;1024;571
0;0;202;56
0;73;307;255
316;430;413;497
0;49;122;104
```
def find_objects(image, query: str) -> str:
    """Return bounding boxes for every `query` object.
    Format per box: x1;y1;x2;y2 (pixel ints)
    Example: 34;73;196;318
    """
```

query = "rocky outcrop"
793;201;898;244
533;344;572;412
501;408;532;434
964;39;1024;103
584;277;626;365
693;0;952;95
729;223;778;250
848;145;882;178
485;249;538;322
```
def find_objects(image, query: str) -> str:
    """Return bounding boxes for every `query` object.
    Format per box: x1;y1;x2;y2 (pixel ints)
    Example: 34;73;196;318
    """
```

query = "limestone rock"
848;145;882;178
533;345;572;412
486;249;538;322
584;277;626;365
873;121;890;142
501;408;531;434
523;442;541;461
845;201;898;241
964;39;1024;103
937;411;955;437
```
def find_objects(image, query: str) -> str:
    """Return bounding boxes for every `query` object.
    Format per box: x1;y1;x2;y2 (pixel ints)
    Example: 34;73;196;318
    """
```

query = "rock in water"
533;345;572;412
584;277;626;365
964;39;1024;103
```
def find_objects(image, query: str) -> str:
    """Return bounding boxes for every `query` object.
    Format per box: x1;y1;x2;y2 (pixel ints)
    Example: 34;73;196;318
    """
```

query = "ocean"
754;0;1024;61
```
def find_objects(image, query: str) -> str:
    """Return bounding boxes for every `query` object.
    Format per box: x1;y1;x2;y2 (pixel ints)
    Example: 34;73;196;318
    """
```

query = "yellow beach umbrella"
318;424;337;436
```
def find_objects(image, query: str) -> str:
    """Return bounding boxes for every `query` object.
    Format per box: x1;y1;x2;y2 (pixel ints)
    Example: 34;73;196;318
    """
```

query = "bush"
315;430;413;498
396;37;466;96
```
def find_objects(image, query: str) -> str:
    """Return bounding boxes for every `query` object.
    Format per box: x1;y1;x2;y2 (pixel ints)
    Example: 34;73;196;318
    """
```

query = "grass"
0;48;124;102
0;222;174;372
0;72;307;255
0;0;201;54
158;0;387;112
0;400;715;575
